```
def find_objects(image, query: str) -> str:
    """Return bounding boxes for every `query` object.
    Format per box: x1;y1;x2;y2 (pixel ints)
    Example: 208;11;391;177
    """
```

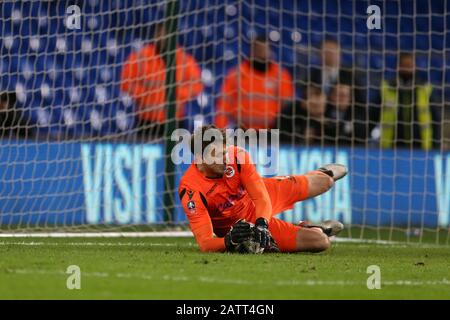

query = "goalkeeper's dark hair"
190;125;227;156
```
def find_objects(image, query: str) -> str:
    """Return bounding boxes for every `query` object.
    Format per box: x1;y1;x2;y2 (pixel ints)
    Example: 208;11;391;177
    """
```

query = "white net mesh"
0;0;449;243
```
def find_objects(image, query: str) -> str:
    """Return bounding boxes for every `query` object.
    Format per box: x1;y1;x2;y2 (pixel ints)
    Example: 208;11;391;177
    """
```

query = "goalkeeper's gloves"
224;219;253;252
254;217;271;248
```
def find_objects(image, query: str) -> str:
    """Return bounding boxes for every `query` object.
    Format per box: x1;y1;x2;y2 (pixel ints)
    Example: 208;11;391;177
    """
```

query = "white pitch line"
0;232;446;248
332;237;403;245
4;268;450;287
0;238;447;249
332;237;448;248
0;231;193;238
0;238;446;249
0;241;195;247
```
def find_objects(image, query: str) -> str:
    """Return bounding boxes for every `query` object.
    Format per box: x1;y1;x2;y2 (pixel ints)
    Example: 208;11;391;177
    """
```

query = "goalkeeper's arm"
189;218;253;253
180;187;252;252
191;223;228;253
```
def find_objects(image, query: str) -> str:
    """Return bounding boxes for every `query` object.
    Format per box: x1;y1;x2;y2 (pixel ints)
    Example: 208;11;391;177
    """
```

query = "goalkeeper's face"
201;143;227;177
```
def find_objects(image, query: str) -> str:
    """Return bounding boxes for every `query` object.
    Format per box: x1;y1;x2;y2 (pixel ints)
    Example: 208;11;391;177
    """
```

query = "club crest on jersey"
225;165;235;178
187;200;196;213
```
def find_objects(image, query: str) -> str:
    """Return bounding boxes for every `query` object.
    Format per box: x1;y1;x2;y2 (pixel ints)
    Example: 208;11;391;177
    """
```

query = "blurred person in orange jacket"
121;22;203;139
215;35;295;130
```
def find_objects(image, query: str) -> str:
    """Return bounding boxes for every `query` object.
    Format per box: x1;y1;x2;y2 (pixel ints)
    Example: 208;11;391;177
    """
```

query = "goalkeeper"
179;125;346;253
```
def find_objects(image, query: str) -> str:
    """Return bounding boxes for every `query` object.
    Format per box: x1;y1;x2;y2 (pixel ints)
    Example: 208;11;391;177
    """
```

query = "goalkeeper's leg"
263;163;348;216
295;227;331;252
304;164;348;199
269;218;331;253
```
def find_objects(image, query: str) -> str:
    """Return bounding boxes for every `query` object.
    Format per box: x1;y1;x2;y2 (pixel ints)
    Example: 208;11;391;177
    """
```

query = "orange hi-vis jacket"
215;60;294;129
120;44;203;123
178;146;272;252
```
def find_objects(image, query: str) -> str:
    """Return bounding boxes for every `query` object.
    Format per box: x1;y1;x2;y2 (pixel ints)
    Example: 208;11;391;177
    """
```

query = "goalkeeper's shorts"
263;175;309;215
267;218;302;252
261;175;309;252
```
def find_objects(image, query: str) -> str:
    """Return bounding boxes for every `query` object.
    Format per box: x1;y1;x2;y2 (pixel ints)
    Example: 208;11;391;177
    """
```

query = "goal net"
0;0;448;244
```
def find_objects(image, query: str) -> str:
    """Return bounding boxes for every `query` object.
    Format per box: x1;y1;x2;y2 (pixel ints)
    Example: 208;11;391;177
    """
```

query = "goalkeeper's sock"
307;170;327;176
298;220;344;237
307;170;334;182
315;164;348;181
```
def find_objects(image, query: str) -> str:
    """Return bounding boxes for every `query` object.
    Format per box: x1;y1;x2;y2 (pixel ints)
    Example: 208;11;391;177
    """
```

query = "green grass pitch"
0;237;449;299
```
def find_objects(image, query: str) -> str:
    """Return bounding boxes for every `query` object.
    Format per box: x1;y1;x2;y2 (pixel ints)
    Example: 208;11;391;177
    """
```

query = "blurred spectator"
304;38;352;95
323;82;353;145
323;81;369;145
215;34;295;130
279;85;327;145
0;92;31;139
121;22;203;139
370;52;441;150
297;38;369;145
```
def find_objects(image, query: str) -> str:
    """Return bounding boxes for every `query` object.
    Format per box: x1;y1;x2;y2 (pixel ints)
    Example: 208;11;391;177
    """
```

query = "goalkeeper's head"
190;125;228;178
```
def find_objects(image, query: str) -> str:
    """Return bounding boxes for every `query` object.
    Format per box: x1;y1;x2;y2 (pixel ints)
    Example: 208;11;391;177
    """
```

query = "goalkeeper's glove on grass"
254;217;271;248
224;219;253;252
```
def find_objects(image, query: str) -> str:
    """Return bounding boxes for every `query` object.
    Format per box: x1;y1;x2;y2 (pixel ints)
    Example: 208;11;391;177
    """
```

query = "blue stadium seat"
400;35;414;51
109;99;136;134
341;52;353;68
354;34;368;49
24;90;65;134
325;17;338;33
385;55;397;72
416;55;428;70
370;54;383;69
432;16;444;32
430;70;443;85
400;17;414;33
339;0;353;16
339;34;352;49
416;17;430;33
416;34;430;50
355;54;369;69
369;34;383;50
339;17;353;34
0;1;14;18
384;35;398;51
384;17;398;34
431;34;444;50
311;0;325;14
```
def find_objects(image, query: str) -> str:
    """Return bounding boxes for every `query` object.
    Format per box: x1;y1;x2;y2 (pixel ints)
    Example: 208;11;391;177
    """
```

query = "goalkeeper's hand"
254;217;271;248
224;219;253;252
